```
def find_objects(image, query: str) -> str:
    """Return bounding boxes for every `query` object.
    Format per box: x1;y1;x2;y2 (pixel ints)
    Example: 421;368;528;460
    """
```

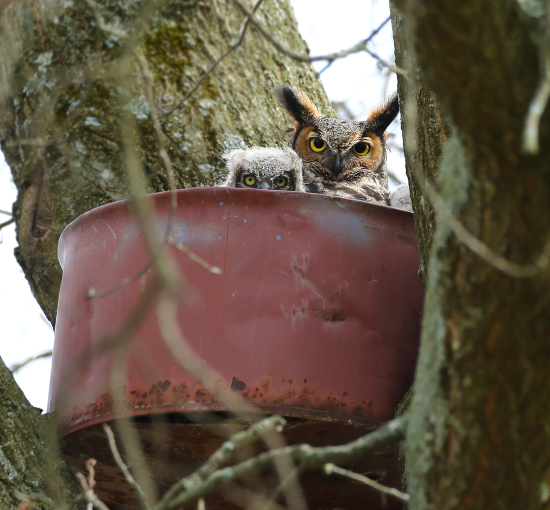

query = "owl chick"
222;147;305;192
390;183;413;212
275;84;399;204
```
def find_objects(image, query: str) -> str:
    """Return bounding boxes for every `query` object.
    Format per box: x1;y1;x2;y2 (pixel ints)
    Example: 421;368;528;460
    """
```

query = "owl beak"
333;154;344;177
259;179;272;190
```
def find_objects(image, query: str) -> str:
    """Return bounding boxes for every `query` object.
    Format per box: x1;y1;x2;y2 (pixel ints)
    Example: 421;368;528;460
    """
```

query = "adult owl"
222;147;305;192
275;84;399;204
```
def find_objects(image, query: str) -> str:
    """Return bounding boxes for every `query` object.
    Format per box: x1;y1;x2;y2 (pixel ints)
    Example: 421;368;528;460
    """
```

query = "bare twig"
168;236;222;274
234;1;387;63
0;209;12;216
156;417;407;510
110;351;158;509
161;0;265;117
523;51;550;154
388;170;403;186
10;350;53;373
156;296;256;414
87;257;156;299
133;50;177;209
363;47;407;77
75;459;111;510
231;1;408;78
103;424;150;507
0;217;15;230
267;462;304;509
160;416;286;505
324;463;410;502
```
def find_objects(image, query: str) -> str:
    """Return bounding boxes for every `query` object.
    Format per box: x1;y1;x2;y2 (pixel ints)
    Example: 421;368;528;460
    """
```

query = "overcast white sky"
0;0;402;411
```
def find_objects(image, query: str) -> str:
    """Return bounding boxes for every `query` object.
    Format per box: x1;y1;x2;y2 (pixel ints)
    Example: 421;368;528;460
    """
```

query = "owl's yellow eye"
274;175;289;188
353;142;371;156
243;174;256;186
309;138;327;152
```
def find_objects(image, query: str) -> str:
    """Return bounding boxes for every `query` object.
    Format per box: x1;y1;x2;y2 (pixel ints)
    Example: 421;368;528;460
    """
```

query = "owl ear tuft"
366;94;399;133
275;84;319;126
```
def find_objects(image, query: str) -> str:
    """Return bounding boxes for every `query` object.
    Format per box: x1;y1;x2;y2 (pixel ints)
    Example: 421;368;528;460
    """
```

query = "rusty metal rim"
60;403;383;437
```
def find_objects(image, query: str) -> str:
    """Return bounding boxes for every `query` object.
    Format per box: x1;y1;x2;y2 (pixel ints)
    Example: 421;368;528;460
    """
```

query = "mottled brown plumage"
275;84;399;204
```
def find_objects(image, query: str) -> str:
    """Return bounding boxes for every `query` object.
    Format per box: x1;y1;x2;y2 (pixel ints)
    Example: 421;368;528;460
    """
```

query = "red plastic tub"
49;188;423;509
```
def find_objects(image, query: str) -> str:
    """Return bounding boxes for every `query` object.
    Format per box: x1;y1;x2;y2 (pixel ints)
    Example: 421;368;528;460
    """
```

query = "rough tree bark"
0;0;330;507
0;359;78;509
391;1;550;509
389;3;449;285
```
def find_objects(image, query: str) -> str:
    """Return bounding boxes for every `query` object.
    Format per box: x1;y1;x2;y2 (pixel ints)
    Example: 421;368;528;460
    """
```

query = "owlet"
222;147;305;192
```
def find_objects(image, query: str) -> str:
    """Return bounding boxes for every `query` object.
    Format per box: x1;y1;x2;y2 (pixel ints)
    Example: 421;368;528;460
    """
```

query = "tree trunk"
391;1;550;509
389;2;450;286
0;0;330;324
0;358;78;509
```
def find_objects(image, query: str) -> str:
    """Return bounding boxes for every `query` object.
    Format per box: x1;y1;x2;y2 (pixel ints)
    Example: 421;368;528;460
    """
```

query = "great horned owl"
222;147;305;192
275;84;399;204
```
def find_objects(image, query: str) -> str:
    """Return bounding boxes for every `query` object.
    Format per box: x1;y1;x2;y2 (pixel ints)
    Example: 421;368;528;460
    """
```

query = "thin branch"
87;257;156;299
10;350;53;373
110;352;159;509
86;233;222;299
159;416;286;505
156;296;257;415
266;462;304;509
324;463;410;502
157;417;407;510
75;460;111;510
363;47;408;78
91;278;163;356
388;170;403;186
168;236;222;274
231;1;408;78
0;217;15;230
233;0;387;63
523;51;550;154
162;0;265;117
103;424;150;508
0;209;12;216
411;167;550;277
85;0;181;297
133;49;177;210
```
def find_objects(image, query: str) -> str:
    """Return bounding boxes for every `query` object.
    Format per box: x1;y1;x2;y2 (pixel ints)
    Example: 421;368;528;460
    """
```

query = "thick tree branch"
155;417;407;510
